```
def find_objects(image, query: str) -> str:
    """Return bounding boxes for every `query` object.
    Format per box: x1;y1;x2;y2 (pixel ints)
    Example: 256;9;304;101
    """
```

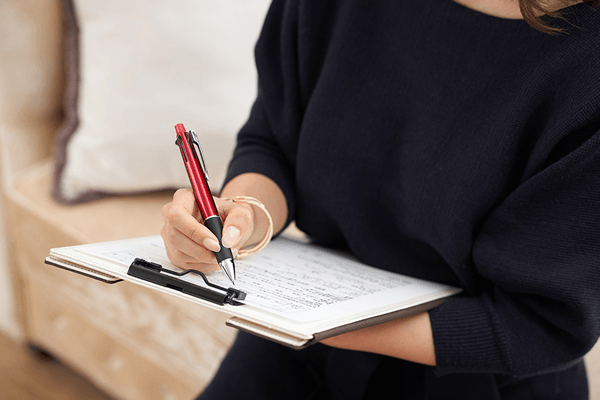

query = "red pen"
175;123;236;284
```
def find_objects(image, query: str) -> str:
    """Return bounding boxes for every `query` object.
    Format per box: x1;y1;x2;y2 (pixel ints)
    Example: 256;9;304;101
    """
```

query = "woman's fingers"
161;189;256;270
161;189;220;271
163;203;220;251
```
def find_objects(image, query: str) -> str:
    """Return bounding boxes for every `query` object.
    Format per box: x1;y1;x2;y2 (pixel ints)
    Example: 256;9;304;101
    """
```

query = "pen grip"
204;216;234;263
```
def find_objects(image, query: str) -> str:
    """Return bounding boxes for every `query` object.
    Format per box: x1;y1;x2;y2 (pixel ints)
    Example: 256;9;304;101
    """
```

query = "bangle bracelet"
223;196;274;259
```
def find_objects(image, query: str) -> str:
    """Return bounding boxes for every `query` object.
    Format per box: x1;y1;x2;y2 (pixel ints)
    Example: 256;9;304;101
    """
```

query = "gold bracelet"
223;196;274;259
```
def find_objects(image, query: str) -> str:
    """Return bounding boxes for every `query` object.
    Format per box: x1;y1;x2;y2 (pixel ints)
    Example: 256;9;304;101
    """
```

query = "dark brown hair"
520;0;599;33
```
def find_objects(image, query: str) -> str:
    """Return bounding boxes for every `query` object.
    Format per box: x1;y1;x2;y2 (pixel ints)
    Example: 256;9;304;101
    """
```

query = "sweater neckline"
430;0;596;36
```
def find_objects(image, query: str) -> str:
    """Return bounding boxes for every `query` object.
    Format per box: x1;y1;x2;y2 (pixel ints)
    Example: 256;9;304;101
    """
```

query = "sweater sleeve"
222;0;299;228
224;93;297;228
430;127;600;377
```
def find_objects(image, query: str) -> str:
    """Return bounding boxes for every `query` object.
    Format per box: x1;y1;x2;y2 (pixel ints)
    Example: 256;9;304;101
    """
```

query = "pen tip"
219;259;236;285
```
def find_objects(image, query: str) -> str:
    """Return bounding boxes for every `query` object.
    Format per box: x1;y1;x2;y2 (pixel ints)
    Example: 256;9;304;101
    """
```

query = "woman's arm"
162;171;438;366
321;312;436;366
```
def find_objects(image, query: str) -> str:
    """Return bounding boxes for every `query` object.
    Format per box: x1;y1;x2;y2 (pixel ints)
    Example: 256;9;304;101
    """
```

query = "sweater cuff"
223;152;296;231
429;296;512;376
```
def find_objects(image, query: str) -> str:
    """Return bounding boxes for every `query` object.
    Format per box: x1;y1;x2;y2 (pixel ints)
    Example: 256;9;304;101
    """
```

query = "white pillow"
54;0;271;203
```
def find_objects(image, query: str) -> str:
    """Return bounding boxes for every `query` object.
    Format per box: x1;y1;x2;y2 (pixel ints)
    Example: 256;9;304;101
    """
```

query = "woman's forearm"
321;312;437;366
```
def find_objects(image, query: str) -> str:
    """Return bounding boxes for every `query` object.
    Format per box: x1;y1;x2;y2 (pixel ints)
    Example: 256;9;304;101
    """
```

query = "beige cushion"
55;0;271;203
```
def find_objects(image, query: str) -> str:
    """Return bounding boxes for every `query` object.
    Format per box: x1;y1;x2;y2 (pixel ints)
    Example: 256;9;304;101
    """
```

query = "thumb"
216;198;255;249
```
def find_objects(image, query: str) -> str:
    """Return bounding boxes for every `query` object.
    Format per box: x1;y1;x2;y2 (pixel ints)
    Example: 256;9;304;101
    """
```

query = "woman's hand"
161;172;289;271
160;188;255;271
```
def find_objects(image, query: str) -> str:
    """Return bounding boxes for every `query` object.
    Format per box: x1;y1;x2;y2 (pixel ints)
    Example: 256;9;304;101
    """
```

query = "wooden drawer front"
26;277;231;400
21;250;236;392
26;282;197;400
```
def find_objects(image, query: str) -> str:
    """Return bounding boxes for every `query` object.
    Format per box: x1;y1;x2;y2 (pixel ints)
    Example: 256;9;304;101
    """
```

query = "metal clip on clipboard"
127;258;246;306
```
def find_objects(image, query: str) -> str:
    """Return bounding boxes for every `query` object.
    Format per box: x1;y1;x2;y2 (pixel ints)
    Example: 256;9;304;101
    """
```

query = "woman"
161;0;600;398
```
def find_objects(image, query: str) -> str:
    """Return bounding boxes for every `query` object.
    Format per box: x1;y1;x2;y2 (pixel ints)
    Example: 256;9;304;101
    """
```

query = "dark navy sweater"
224;0;600;396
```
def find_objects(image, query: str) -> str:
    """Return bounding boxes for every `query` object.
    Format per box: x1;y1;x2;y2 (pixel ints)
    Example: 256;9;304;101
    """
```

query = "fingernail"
232;248;239;258
222;226;240;248
203;238;221;252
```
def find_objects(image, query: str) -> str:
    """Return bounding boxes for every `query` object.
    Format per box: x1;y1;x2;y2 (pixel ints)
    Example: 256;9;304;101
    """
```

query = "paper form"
79;236;448;323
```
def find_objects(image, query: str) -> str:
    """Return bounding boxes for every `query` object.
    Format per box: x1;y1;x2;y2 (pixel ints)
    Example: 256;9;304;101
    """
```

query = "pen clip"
188;130;210;182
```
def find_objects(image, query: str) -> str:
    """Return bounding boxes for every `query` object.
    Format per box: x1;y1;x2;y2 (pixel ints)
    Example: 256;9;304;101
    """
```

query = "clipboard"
45;236;462;349
127;258;246;305
45;256;246;305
